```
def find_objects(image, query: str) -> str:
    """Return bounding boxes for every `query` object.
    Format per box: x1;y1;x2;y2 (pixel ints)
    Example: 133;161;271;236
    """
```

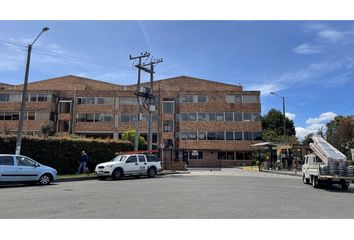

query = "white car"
95;154;162;180
0;154;58;185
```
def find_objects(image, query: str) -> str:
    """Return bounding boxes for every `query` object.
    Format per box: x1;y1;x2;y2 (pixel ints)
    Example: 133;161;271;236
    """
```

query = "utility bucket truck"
302;134;354;190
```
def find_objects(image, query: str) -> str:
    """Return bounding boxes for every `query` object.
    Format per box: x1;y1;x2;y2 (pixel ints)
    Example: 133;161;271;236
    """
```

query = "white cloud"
285;112;296;120
247;83;284;95
306;112;337;125
318;30;344;43
296;112;337;140
293;43;320;55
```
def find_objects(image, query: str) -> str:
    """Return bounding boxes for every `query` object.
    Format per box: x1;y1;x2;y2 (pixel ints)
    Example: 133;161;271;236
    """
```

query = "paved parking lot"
1;169;354;218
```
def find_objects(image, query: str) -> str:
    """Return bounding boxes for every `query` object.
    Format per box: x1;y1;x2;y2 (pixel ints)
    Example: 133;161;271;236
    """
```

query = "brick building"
0;75;262;167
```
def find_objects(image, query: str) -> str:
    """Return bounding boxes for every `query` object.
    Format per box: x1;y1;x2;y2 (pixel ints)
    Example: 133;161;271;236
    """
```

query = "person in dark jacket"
77;150;89;174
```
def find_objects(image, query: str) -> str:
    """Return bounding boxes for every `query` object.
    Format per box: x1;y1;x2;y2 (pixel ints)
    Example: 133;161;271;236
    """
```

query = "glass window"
189;132;197;140
181;132;188;140
197;95;208;103
253;132;262;140
59;102;71;113
226;132;234;140
243;112;252;121
11;112;19;120
120;96;136;105
180;95;193;103
138;155;146;162
208;112;216;121
189;112;197;121
198;131;206;140
96;97;105;104
243;95;259;103
227;152;235;160
37;94;47;102
120;114;130;122
180;113;188;121
235;132;243;140
244;152;252;160
189;151;203;160
216;112;224;121
234;112;243;121
198;112;207;121
27;112;35;120
30;94;37;102
0;156;14;166
163;101;174;114
0;94;9;101
163;120;173;132
9;94;22;102
236;152;244;160
244;132;253;140
126;156;137;163
217;152;226;160
16;156;36;167
216;131;225;140
252;113;261;121
86;114;95;122
207;132;216;140
0;112;4;120
76;114;86;122
225;112;233;121
99;114;112;122
226;95;235;103
4;112;11;120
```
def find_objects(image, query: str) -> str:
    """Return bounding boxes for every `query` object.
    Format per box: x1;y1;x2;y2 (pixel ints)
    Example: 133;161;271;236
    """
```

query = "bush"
0;135;133;174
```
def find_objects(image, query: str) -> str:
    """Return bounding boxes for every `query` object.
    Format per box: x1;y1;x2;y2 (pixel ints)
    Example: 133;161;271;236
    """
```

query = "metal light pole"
270;92;286;142
15;27;49;155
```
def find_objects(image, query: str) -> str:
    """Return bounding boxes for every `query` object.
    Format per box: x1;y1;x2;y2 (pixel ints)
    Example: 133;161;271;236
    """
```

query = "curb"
260;170;301;177
57;171;190;182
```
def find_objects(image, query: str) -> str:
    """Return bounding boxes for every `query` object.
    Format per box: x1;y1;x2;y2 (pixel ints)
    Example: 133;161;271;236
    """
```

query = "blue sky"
0;20;353;139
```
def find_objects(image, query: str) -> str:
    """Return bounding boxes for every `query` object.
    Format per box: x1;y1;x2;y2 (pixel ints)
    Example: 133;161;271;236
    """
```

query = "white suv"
0;154;58;185
95;154;162;180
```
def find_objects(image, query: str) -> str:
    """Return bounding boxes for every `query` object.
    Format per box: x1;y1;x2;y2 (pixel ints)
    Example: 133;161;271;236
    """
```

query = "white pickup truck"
95;154;162;180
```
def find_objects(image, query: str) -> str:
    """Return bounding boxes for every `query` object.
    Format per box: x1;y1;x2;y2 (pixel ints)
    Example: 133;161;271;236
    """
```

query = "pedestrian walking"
77;150;89;174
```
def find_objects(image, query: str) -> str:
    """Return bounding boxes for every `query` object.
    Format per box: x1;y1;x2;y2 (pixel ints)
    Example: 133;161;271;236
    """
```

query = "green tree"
122;129;145;147
40;122;54;137
262;108;296;142
326;115;354;160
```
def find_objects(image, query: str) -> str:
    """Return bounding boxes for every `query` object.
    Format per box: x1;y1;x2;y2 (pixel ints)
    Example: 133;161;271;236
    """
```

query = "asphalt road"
1;169;354;218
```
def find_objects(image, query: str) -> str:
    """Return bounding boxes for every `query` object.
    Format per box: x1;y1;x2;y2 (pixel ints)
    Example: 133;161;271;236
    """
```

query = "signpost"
351;149;354;161
160;143;165;169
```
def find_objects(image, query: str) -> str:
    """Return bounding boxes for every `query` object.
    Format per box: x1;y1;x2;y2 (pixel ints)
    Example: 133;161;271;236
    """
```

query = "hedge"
0;136;133;174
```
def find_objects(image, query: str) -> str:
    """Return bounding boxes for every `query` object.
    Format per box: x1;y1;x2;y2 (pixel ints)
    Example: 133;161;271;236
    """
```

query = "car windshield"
111;155;127;162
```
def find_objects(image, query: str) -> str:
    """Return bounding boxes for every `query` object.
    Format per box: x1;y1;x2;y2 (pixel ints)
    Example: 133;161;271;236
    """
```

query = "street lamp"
15;27;50;155
270;92;286;142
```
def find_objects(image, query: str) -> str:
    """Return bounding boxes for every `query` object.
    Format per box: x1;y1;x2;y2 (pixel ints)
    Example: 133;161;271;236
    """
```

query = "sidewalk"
57;169;189;182
260;168;302;177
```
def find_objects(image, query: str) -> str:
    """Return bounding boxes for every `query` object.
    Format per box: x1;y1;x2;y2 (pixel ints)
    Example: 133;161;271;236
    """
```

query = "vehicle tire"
302;174;309;184
39;174;52;185
147;167;156;178
341;181;349;191
112;168;123;180
312;177;318;188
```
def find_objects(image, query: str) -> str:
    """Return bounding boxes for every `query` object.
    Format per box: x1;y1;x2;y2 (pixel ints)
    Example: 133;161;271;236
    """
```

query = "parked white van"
0;154;58;185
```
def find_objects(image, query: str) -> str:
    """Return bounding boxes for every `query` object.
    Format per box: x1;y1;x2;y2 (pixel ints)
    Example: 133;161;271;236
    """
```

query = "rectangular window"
96;97;105;104
120;96;137;105
9;94;22;102
76;114;86;122
216;112;224;121
189;112;197;121
29;94;37;102
226;131;234;140
216;131;225;140
207;132;216;140
99;114;112;122
217;152;226;160
234;112;243;121
243;95;259;103
120;114;130;122
198;131;206;140
208;112;216;121
163;120;173;132
226;94;242;103
180;95;193;103
225;112;233;121
236;152;244;160
181;132;188;140
0;156;14;166
198;112;207;121
36;112;50;121
4;112;11;120
189;151;203;160
244;132;253;140
37;94;47;102
11;112;19;120
27;112;35;120
59;102;71;113
180;113;189;121
0;112;4;120
235;132;243;140
0;94;9;102
188;132;197;140
197;95;208;103
227;152;235;160
163;101;174;114
243;112;252;121
251;113;261;121
253;132;262;140
86;114;95;122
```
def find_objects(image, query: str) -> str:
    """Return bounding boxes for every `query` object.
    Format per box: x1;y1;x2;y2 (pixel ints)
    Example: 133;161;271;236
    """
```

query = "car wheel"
341;181;349;191
302;174;309;184
39;174;52;185
148;167;156;178
112;168;123;180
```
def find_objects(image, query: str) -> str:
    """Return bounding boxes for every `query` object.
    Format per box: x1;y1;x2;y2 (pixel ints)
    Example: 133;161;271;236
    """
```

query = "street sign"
160;143;165;149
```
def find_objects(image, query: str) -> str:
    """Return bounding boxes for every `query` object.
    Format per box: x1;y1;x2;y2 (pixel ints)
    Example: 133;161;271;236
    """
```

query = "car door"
16;156;40;181
137;155;148;173
124;155;140;174
0;155;18;182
